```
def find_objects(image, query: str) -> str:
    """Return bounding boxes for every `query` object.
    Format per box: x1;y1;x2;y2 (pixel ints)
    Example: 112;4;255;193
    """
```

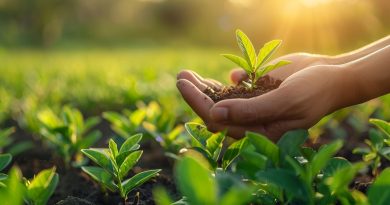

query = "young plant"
353;118;390;176
81;133;161;203
0;153;12;186
103;108;146;139
0;167;59;205
184;122;247;171
38;106;102;167
154;155;254;205
222;29;290;90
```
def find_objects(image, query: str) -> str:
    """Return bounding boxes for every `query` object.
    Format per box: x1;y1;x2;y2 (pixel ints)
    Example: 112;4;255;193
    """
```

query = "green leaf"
322;157;351;178
310;140;343;176
222;138;247;170
256;169;310;201
119;133;143;154
277;129;308;163
77;130;102;149
185;123;212;149
176;156;217;205
153;187;174;205
219;186;253;205
246;132;279;166
119;150;143;179
256;39;282;68
81;166;117;192
81;149;113;173
221;54;251;73
109;139;119;158
326;162;365;194
0;153;12;172
0;167;25;205
236;29;256;67
122;169;160;196
27;167;59;205
256;60;291;79
0;173;8;181
368;168;390;205
205;131;225;161
369;128;384;150
370;118;390;138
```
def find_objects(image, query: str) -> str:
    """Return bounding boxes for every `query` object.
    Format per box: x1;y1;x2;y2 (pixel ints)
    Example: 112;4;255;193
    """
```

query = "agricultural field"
0;47;389;205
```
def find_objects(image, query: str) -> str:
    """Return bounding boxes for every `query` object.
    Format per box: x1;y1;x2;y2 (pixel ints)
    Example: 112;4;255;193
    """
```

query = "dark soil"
204;75;282;102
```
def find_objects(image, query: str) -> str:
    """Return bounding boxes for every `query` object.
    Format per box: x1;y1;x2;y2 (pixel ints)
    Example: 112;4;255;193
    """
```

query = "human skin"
177;36;390;141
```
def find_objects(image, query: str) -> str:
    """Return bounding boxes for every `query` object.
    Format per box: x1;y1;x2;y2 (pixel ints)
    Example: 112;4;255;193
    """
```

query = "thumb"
209;88;287;125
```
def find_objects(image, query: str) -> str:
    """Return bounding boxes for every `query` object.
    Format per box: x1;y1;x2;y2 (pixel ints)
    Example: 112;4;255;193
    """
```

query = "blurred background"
0;0;389;139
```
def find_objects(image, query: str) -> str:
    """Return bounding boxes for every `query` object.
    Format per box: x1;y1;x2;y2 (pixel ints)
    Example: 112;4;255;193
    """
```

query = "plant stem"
250;72;256;90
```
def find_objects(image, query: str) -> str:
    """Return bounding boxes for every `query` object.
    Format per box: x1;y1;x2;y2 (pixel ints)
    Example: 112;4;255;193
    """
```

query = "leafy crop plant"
81;133;161;203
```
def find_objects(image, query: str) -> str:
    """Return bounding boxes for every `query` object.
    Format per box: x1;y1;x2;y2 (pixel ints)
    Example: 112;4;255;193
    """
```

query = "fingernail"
210;107;228;121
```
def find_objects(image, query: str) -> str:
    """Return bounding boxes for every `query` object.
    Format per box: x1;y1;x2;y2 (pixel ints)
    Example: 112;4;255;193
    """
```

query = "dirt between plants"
204;75;282;102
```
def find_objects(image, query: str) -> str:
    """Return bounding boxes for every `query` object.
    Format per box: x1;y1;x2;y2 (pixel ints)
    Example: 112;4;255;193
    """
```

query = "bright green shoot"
222;29;290;89
81;134;161;203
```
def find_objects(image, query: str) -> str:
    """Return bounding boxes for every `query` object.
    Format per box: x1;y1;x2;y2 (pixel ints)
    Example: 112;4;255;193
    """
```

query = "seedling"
353;118;390;176
38;106;102;167
81;133;161;203
222;29;290;90
184;122;246;170
0;167;59;205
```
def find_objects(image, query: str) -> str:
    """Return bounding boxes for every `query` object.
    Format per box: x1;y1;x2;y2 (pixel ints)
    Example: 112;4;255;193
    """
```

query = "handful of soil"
204;75;282;102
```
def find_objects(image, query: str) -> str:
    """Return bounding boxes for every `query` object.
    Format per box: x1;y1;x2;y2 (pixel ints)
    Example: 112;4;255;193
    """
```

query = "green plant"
0;127;33;156
154;155;253;205
0;167;58;205
222;29;290;89
37;106;102;167
353;118;390;176
0;153;12;186
103;108;146;139
81;133;161;203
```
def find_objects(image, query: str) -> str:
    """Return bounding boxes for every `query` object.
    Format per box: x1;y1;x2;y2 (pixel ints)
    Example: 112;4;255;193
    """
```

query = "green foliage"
0;127;33;156
81;134;161;202
222;29;290;89
103;108;146;139
0;167;58;205
0;153;12;186
353;118;390;176
367;168;390;205
38;106;102;167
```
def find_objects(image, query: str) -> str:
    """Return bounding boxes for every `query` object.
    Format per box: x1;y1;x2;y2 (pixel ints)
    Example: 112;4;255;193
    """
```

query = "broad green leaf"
206;131;225;161
246;132;279;166
326;162;365;194
285;156;305;178
119;133;143;154
219;186;253;205
27;167;59;205
368;168;390;205
310;140;343;176
322;157;351;178
277;129;308;163
0;167;25;205
176;156;217;205
256;39;282;68
0;153;12;172
236;29;256;67
153;187;174;205
222;138;247;170
81;149;113;173
109;139;119;157
122;169;161;196
221;54;251;73
119;150;143;179
256;60;291;79
256;169;310;201
0;173;8;181
185;123;212;149
81;166;117;192
369;128;384;150
370;118;390;138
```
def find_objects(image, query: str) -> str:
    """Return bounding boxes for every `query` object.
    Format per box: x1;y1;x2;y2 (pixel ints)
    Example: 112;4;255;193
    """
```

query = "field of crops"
1;47;390;205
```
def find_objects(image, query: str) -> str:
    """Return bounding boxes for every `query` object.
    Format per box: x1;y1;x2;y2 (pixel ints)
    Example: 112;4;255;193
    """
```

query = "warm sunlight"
298;0;333;8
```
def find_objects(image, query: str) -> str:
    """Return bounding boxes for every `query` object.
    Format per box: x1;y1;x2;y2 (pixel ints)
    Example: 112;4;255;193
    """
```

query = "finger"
177;70;208;91
177;70;222;90
209;88;289;125
177;79;214;121
229;68;247;84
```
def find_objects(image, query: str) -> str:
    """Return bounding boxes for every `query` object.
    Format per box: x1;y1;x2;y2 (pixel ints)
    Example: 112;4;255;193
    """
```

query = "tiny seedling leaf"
27;167;59;205
236;29;257;67
256;39;282;68
119;133;143;154
122;169;161;196
221;54;251;73
256;60;291;79
81;149;113;173
119;150;143;180
81;166;117;192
